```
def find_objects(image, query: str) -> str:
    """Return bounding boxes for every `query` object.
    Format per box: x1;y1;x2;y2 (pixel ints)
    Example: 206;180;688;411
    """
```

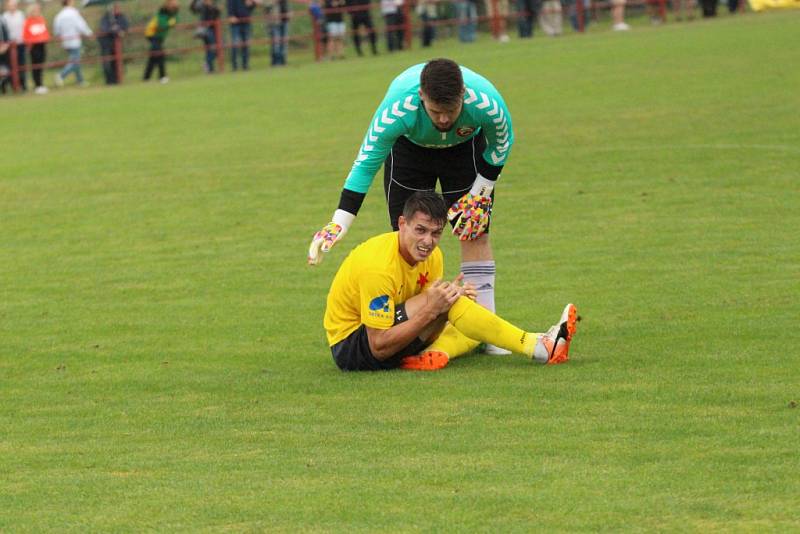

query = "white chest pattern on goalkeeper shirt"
463;87;510;164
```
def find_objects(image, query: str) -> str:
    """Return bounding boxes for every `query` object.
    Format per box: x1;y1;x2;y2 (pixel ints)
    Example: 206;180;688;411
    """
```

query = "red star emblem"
417;272;429;289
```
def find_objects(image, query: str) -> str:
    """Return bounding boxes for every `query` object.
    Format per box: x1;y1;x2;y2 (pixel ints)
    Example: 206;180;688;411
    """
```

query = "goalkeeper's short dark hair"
403;191;447;226
420;58;464;107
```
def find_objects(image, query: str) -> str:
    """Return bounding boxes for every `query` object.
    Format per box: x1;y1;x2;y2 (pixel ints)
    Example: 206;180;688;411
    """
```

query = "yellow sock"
425;323;480;359
447;297;538;356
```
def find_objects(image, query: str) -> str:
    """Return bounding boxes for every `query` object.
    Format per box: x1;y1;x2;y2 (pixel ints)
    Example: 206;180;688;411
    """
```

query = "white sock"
461;260;496;312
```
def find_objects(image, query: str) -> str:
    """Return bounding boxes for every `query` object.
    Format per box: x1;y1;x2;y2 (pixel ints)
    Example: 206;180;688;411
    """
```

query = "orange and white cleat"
400;351;450;371
533;303;579;365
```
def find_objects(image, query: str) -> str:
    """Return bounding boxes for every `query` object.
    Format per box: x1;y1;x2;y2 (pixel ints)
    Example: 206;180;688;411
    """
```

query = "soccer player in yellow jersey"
324;191;579;371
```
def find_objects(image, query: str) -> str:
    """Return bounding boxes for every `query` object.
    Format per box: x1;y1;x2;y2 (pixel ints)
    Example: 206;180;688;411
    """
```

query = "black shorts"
330;303;426;371
383;134;491;231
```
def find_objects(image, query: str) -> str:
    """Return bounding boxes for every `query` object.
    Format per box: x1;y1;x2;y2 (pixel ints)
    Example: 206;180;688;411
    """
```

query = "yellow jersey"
324;231;444;346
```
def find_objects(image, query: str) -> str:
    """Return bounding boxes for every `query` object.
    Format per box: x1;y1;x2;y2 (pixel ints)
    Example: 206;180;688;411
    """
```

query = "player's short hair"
420;59;464;108
403;191;447;226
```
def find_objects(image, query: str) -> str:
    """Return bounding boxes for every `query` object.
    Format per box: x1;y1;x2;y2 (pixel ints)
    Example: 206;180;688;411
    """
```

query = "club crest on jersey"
456;126;476;137
417;272;429;289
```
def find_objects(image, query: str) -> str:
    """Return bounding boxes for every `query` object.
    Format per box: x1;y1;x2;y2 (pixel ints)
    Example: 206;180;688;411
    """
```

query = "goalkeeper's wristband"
470;174;496;197
331;209;355;231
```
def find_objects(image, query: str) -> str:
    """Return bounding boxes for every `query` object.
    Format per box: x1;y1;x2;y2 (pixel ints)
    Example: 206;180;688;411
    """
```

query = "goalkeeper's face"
420;90;463;133
398;212;444;265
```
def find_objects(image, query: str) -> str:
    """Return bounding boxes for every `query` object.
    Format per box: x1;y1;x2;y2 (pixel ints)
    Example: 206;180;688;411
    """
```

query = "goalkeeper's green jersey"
343;63;514;195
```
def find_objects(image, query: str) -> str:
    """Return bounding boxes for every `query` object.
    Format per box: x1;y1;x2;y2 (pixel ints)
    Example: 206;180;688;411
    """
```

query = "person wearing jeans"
227;0;256;70
53;0;92;87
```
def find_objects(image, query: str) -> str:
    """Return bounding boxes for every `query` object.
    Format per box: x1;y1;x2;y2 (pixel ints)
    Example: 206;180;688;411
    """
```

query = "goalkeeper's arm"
307;189;366;265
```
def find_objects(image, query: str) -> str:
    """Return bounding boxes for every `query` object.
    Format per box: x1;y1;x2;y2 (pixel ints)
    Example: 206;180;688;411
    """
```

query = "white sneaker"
532;303;579;364
54;73;64;87
34;86;49;95
613;22;631;31
498;34;510;43
160;76;170;84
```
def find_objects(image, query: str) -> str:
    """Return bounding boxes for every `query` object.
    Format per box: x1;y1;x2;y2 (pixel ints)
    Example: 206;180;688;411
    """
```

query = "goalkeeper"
309;58;514;355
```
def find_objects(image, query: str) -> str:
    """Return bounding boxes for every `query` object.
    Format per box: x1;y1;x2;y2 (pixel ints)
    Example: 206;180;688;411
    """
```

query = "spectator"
453;0;477;43
380;0;405;51
416;0;436;47
97;2;128;85
346;0;377;56
565;0;590;31
516;0;540;38
309;0;328;52
53;0;93;88
227;0;257;71
191;0;221;73
539;0;562;36
2;0;25;90
611;0;630;30
143;0;179;83
324;0;346;60
673;0;695;21
264;0;289;66
0;16;10;94
699;0;717;16
485;0;511;42
22;2;49;94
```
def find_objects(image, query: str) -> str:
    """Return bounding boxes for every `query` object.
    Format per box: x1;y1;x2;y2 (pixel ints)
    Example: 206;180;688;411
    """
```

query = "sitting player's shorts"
383;134;493;231
330;303;427;371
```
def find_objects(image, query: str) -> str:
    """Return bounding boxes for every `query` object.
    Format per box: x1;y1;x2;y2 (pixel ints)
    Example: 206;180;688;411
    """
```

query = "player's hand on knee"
307;210;355;265
427;280;461;314
448;175;495;241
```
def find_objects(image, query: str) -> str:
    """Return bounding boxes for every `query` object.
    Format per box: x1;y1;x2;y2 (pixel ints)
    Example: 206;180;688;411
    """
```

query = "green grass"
2;11;799;531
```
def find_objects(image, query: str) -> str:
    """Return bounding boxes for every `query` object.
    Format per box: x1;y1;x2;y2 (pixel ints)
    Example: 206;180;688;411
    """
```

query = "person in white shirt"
53;0;93;87
2;0;26;90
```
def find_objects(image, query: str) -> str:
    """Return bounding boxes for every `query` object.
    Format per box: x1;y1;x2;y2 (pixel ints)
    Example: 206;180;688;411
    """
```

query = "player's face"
419;90;463;132
397;212;444;265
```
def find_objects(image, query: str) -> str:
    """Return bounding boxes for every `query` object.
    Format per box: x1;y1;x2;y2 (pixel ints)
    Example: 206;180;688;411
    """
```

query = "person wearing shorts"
310;58;516;356
324;191;579;371
324;0;346;59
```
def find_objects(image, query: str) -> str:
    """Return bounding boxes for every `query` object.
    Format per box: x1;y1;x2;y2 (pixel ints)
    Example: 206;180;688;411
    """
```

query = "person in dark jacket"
98;2;129;85
191;0;221;73
264;0;289;66
227;0;257;70
345;0;376;56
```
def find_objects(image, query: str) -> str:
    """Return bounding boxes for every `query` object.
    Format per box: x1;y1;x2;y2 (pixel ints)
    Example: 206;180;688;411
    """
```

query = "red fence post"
402;0;412;50
214;18;225;72
114;35;124;84
490;0;501;39
309;9;323;61
9;42;20;92
576;0;585;32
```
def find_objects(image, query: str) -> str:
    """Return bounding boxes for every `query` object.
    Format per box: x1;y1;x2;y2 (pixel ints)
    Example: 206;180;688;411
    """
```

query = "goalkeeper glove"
308;209;355;265
448;174;495;241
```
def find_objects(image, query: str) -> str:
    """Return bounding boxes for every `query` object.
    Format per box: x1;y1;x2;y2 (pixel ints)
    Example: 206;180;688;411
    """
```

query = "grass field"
2;11;799;531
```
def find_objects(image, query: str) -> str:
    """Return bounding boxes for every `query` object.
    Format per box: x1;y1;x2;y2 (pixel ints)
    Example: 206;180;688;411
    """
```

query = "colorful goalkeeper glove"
308;209;355;265
448;174;495;241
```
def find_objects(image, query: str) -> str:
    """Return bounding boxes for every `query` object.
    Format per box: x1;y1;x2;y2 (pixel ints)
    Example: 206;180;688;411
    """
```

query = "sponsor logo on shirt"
368;295;392;320
456;126;476;137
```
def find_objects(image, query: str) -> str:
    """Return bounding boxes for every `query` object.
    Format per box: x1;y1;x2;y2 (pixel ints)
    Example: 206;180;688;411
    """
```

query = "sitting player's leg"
447;298;579;364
